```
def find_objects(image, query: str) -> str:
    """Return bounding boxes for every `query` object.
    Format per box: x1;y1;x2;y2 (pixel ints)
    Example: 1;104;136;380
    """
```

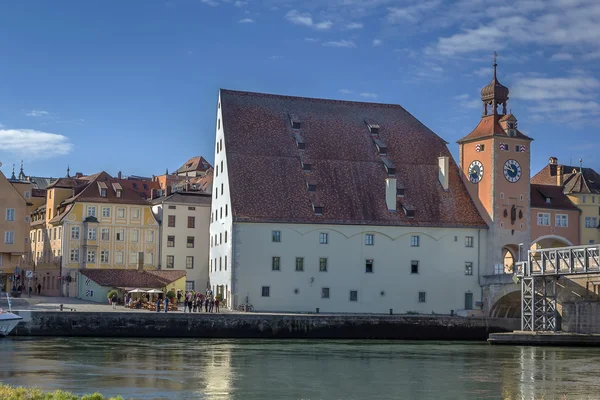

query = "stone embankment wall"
562;302;600;334
11;311;519;340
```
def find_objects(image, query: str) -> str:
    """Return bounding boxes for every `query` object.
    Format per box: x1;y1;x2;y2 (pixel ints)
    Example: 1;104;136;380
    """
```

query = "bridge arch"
531;235;573;250
489;288;521;318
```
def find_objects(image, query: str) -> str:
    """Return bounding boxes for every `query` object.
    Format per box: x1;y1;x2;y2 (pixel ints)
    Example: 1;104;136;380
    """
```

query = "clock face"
468;160;484;184
504;159;522;183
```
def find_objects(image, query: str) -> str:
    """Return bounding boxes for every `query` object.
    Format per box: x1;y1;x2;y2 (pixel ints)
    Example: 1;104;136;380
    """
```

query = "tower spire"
18;159;26;180
66;165;71;178
10;164;16;180
493;51;498;80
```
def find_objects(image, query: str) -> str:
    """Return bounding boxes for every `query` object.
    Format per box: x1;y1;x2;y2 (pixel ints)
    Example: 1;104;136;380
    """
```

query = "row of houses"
1;65;599;313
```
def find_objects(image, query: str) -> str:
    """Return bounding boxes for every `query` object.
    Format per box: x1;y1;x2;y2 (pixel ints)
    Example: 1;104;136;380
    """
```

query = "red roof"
532;164;600;194
530;184;579;211
80;269;186;288
458;114;532;143
220;89;487;228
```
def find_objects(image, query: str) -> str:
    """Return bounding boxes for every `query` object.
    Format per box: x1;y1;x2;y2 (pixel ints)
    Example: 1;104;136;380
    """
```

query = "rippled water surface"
2;337;600;399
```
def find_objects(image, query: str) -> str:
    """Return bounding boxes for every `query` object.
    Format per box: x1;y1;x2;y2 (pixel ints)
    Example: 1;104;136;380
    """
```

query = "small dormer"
397;183;405;197
381;157;395;175
309;193;323;215
306;176;317;192
499;114;518;137
289;113;302;129
98;182;108;197
402;204;416;218
294;131;306;149
372;137;387;155
364;119;380;134
112;182;123;198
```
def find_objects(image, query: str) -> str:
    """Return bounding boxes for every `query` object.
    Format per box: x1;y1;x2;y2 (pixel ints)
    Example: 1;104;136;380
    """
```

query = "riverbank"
10;310;518;339
0;383;122;400
488;331;600;346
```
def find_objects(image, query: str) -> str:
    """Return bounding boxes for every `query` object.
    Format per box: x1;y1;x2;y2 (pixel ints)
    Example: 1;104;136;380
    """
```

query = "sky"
0;0;599;180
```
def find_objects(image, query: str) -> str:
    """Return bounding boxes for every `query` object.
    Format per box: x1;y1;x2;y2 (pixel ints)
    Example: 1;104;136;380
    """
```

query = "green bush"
166;290;176;300
107;290;118;300
0;383;124;400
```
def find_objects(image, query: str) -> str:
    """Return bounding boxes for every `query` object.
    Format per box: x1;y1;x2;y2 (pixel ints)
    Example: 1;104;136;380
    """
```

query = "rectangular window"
132;208;140;219
167;235;175;247
100;250;109;264
188;206;195;211
465;262;473;275
131;229;139;242
187;216;195;228
537;213;550;226
319;232;328;244
583;195;587;203
225;231;228;243
272;231;281;242
115;251;124;264
71;226;80;239
365;259;374;273
225;256;228;271
411;260;419;274
24;191;30;198
272;256;281;271
585;217;598;228
166;255;174;269
116;228;125;241
186;256;194;269
365;234;374;246
319;257;328;272
555;214;568;227
87;250;96;263
296;257;304;271
321;288;330;299
5;208;15;221
411;235;420;247
87;228;96;240
116;189;122;198
418;291;426;303
70;248;79;262
87;206;96;217
144;252;154;265
465;236;474;247
145;230;155;243
186;281;195;291
187;236;195;248
102;207;111;218
350;290;358;302
101;228;110;241
117;208;125;218
100;188;107;197
219;257;222;271
262;286;270;297
168;205;176;210
226;204;228;216
168;215;176;227
129;252;138;264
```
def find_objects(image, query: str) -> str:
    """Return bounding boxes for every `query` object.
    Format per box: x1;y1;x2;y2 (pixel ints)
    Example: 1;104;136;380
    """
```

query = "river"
2;338;600;399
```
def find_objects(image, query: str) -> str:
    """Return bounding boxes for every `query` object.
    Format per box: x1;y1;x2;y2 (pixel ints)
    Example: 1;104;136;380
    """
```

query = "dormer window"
365;119;380;134
397;187;405;197
545;197;551;204
101;189;107;198
403;206;415;218
307;177;317;192
116;190;122;198
313;205;323;215
289;113;302;129
98;182;108;197
302;162;311;171
372;138;387;154
381;157;395;175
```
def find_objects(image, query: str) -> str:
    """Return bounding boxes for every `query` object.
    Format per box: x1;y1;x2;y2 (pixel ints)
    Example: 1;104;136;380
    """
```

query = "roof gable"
220;89;487;228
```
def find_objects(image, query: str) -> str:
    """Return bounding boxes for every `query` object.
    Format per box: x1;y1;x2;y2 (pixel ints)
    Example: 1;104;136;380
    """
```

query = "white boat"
0;293;22;337
0;312;22;337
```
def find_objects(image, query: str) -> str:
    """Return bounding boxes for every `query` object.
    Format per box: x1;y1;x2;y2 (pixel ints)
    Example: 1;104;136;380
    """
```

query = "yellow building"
531;158;600;246
30;171;161;297
0;165;32;292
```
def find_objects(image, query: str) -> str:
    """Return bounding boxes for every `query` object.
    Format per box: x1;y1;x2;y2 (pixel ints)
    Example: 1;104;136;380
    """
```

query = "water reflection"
3;338;600;399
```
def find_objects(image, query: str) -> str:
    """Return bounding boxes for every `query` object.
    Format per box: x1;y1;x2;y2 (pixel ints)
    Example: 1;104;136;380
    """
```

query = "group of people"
177;290;221;313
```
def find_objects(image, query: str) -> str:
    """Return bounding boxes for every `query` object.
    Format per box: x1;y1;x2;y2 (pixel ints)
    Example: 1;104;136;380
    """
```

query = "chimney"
386;177;397;211
117;171;122;179
75;172;83;178
137;252;144;271
438;156;450;191
557;164;564;187
166;185;172;196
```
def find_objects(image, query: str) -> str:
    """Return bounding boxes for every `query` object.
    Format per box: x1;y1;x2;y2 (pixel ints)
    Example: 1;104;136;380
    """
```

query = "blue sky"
0;0;599;179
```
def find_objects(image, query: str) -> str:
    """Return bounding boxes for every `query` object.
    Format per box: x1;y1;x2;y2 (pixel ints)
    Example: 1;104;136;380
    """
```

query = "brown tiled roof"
175;156;213;175
31;188;46;197
220;89;487;228
457;114;532;143
152;191;212;206
530;184;579;211
532;164;600;194
63;171;156;205
80;269;186;288
47;176;90;189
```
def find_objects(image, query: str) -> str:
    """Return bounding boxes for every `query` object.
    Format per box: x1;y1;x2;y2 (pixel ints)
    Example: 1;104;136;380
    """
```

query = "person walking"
156;297;161;312
177;291;182;305
204;298;209;313
215;298;220;313
164;296;169;313
111;293;118;310
37;283;42;295
183;293;188;313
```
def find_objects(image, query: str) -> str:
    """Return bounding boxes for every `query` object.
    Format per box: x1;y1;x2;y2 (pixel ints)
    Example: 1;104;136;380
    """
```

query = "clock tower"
458;59;533;284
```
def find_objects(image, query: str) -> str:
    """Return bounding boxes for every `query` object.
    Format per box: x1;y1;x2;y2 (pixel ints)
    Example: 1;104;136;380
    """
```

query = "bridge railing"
524;245;600;277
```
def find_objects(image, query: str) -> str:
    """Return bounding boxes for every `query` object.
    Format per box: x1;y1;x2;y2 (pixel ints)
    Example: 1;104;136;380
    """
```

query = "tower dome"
481;53;509;116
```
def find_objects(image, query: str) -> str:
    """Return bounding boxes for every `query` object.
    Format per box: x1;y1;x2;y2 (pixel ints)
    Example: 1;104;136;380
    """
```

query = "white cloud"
285;9;333;30
269;55;284;60
345;22;364;29
0;129;73;158
550;52;574;61
472;67;493;77
323;39;356;48
200;0;219;6
454;93;480;109
387;0;442;23
234;0;247;6
511;75;600;100
454;94;469;100
25;110;51;117
304;37;320;42
338;88;353;94
239;18;254;23
360;92;378;99
372;39;382;47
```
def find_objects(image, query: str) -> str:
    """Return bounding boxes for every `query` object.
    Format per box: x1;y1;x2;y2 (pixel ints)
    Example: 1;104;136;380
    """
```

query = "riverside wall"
10;311;519;340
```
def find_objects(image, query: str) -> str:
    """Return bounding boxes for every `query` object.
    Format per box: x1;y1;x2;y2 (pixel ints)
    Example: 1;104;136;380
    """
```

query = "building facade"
30;171;160;297
152;191;211;292
209;89;488;313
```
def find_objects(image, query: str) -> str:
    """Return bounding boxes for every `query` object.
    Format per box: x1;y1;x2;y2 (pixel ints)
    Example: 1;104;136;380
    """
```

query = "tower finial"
10;164;16;180
579;159;583;173
66;165;71;178
493;51;498;79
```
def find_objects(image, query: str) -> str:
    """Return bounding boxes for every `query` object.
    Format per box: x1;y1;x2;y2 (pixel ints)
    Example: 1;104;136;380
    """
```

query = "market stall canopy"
146;289;164;294
127;288;147;293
